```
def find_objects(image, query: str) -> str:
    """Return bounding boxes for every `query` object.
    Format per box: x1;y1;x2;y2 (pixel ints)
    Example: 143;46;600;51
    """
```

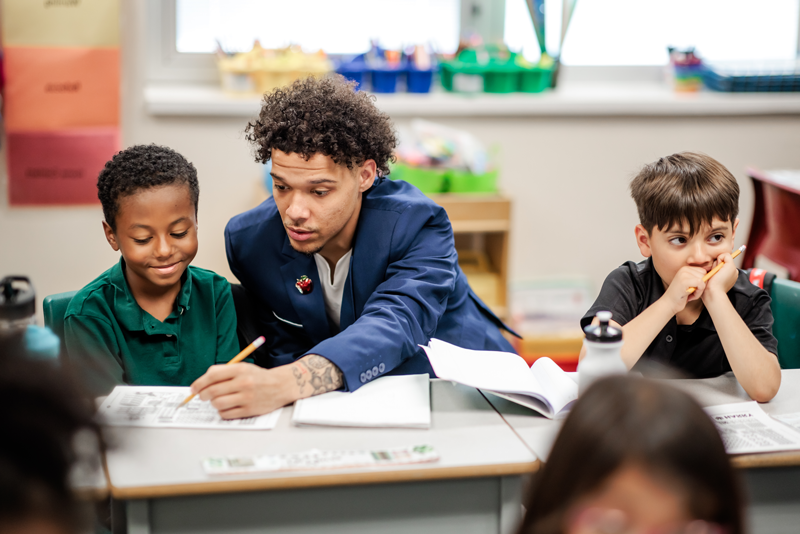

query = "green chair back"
771;278;800;369
43;290;78;358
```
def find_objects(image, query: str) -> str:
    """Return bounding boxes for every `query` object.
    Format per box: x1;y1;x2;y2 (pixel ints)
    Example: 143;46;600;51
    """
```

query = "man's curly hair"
245;75;397;176
97;144;199;232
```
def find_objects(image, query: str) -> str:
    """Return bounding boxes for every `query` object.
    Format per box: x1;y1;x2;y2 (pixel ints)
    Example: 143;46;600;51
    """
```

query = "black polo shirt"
581;258;778;379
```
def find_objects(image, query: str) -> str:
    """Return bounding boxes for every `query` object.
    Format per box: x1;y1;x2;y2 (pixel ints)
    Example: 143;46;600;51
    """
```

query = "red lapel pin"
295;275;313;295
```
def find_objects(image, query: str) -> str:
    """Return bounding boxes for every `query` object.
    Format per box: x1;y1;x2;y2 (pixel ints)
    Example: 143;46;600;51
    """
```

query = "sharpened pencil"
179;335;266;406
686;245;746;295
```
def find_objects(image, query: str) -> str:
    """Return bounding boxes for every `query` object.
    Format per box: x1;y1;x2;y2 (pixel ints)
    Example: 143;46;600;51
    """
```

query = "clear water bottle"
578;311;626;395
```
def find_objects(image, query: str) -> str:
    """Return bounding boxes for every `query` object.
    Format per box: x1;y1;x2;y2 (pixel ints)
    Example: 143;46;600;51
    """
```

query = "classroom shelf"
429;194;510;321
145;82;800;118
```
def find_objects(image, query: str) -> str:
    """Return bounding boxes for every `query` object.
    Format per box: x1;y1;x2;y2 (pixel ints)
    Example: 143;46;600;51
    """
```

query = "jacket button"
360;372;367;383
365;369;373;380
372;366;379;376
378;363;385;373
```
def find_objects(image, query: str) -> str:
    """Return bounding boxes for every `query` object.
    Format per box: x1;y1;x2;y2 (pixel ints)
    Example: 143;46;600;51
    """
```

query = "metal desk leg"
127;500;150;534
499;476;523;534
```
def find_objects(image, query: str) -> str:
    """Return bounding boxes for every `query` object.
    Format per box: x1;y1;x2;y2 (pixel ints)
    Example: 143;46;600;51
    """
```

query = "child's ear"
103;221;120;252
732;218;739;239
635;224;653;258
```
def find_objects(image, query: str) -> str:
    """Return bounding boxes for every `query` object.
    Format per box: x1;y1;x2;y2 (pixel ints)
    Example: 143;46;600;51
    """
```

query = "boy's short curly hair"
630;152;739;236
245;75;397;176
97;144;199;232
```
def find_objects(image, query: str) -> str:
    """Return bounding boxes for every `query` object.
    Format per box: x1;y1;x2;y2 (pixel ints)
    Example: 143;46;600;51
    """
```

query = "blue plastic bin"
337;58;370;90
407;67;434;93
371;67;404;93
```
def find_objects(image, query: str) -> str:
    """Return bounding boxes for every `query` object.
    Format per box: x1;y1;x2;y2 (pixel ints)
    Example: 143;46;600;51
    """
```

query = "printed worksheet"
203;445;440;475
98;386;282;430
706;401;800;454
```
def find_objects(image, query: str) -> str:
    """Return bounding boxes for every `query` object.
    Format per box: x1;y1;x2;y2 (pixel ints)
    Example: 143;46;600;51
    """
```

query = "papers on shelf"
98;386;282;430
292;374;431;429
203;445;439;475
421;338;577;419
706;401;800;454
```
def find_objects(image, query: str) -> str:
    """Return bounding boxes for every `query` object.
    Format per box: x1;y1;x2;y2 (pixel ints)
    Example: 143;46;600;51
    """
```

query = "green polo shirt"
64;258;240;397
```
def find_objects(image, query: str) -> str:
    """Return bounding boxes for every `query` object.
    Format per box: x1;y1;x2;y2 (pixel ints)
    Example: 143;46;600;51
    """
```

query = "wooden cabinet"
429;194;511;320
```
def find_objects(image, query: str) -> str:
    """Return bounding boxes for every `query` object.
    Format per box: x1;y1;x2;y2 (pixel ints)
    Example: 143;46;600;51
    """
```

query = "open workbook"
421;339;578;419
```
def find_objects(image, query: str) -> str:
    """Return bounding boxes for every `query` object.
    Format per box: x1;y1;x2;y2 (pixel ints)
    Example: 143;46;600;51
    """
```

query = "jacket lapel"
339;252;357;331
279;239;330;345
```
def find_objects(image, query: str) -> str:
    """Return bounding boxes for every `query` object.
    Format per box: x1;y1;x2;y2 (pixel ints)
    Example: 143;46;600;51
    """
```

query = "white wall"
2;0;800;320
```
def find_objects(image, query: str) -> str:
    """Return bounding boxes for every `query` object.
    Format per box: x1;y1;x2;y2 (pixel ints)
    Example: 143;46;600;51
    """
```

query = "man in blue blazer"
190;76;516;418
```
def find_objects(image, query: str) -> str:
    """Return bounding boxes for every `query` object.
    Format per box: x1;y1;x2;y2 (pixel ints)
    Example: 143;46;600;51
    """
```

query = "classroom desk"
483;369;800;534
103;380;538;534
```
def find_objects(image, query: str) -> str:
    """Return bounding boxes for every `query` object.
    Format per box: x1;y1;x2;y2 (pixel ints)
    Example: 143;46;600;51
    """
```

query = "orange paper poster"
4;47;120;131
7;129;120;205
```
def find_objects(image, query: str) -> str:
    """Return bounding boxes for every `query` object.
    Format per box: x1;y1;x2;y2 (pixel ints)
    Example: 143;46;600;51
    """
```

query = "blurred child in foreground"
0;346;101;534
518;375;743;534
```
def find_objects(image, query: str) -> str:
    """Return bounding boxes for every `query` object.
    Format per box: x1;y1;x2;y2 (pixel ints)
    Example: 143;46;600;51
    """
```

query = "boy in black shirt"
582;152;780;401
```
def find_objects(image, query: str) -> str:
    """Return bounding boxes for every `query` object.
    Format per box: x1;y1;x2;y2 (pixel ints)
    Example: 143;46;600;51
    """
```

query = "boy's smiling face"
635;217;739;289
103;183;198;296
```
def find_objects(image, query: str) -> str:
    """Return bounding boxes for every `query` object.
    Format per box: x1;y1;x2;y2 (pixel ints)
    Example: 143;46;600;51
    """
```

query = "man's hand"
702;252;738;303
190;354;343;420
662;265;708;313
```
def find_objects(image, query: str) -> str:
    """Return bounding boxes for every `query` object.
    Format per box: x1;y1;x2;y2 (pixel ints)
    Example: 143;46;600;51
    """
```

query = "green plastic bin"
447;169;498;193
390;164;448;193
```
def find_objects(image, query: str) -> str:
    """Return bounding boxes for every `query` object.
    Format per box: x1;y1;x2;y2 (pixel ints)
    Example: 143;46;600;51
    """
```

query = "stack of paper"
706;401;800;454
422;339;577;419
292;374;431;429
98;386;282;430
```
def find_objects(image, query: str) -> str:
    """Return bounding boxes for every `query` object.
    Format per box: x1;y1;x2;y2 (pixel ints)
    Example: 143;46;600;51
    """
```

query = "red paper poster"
4;47;119;131
7;128;120;205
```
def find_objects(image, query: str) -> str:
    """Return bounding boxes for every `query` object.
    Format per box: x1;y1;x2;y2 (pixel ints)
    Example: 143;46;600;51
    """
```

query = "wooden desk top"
484;369;800;470
103;380;538;499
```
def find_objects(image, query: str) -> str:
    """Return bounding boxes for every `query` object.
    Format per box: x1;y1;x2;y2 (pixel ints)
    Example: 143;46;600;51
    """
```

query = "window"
504;0;800;66
175;0;461;55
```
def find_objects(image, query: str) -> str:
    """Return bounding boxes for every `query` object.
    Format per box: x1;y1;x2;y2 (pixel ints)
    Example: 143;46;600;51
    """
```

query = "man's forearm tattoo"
293;355;343;396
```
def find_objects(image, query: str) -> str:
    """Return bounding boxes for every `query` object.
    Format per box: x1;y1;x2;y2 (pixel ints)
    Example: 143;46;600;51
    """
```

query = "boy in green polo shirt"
64;144;240;397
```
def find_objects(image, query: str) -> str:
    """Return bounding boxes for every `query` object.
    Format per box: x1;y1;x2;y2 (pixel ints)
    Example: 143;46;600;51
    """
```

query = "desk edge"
109;460;540;499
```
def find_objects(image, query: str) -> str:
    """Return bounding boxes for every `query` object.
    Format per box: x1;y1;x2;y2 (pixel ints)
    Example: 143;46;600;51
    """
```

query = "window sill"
144;82;800;118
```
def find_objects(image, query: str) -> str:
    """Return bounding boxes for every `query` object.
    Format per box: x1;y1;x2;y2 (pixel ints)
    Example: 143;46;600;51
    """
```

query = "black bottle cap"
0;276;36;321
583;311;622;342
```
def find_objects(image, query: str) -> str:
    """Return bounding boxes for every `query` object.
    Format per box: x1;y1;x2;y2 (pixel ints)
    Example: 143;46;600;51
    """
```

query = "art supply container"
390;163;448;193
407;66;434;93
447;169;498;193
577;311;625;395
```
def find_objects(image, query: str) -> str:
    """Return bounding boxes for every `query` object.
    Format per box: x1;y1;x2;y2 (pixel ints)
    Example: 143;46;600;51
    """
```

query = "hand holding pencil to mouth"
686;245;746;295
180;336;266;406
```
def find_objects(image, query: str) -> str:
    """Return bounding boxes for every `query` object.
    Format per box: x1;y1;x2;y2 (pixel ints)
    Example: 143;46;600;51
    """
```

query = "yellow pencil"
179;335;266;406
686;245;746;294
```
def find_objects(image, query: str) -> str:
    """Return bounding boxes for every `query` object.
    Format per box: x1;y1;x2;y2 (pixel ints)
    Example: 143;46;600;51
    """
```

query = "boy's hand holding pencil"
687;245;745;295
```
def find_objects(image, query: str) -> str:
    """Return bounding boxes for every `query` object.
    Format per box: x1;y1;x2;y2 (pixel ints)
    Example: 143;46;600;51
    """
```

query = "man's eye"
274;184;287;191
171;231;188;239
312;190;329;197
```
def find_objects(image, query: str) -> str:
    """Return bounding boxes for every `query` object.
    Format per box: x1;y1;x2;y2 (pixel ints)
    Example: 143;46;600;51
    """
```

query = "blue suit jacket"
224;177;516;391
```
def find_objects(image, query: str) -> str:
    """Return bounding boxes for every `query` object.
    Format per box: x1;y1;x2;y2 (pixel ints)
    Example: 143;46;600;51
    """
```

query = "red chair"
742;168;800;281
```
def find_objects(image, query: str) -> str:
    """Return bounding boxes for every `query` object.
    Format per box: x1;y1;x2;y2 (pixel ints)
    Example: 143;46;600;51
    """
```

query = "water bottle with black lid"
578;310;627;395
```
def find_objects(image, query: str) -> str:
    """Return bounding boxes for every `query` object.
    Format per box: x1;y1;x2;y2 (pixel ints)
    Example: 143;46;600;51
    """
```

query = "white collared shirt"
313;249;352;328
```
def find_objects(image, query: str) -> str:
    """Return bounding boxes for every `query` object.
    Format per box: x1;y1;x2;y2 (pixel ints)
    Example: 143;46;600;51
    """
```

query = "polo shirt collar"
643;257;716;332
108;257;193;332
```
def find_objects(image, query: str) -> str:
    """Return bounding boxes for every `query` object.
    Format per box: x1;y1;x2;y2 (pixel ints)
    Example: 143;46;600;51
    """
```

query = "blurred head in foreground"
0;346;100;534
518;375;743;534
